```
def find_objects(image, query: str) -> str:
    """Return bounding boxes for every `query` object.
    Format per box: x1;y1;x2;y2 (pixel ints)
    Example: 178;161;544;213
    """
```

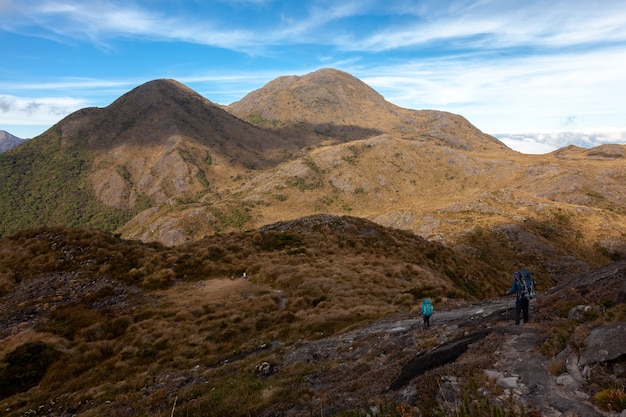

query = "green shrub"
255;232;303;251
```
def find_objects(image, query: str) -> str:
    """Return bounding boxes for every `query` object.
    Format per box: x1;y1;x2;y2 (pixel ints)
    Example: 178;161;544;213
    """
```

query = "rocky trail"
255;297;622;416
3;273;624;416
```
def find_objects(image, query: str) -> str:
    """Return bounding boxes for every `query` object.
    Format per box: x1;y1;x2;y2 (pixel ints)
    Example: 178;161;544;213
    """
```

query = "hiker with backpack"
420;298;434;328
506;269;536;325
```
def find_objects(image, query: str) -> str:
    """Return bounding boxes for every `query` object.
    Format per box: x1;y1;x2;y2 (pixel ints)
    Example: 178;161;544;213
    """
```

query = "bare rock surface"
259;297;614;416
580;322;626;366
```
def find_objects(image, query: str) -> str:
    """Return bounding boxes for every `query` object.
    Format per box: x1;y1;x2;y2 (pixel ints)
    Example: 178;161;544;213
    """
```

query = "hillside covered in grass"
1;218;625;416
0;215;511;415
1;70;623;283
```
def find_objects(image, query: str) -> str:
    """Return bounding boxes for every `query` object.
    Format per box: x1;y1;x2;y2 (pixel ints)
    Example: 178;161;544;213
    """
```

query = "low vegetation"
0;216;625;415
0;216;512;416
0;135;137;237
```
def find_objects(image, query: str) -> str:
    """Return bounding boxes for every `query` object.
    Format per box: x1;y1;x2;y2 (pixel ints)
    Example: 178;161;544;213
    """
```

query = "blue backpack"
518;268;536;300
421;299;433;317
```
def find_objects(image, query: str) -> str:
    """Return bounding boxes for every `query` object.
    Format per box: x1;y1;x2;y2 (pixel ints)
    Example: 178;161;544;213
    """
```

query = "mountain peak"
228;68;507;151
93;78;215;126
228;68;392;128
111;78;199;105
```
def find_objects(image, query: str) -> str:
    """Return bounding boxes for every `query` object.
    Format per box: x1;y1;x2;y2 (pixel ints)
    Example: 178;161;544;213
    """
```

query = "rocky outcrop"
580;322;626;366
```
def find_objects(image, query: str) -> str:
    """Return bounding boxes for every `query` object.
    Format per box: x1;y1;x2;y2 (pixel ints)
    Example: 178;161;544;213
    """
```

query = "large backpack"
421;299;433;317
518;268;536;300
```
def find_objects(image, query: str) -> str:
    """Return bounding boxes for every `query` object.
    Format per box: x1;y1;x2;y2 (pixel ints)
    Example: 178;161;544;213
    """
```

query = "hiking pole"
505;298;509;321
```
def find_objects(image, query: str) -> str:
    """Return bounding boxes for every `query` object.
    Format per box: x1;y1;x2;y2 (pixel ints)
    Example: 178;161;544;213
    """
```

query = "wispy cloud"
1;1;256;49
355;45;626;132
343;1;626;52
4;1;626;53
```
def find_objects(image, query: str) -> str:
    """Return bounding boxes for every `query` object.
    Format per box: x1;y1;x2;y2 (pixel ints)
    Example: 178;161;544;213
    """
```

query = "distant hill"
228;68;508;152
0;69;624;283
0;131;26;153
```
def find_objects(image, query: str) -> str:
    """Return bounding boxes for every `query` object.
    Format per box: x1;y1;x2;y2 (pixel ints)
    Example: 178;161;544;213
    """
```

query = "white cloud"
355;46;626;133
4;1;626;55
335;1;626;52
0;94;85;126
495;129;626;154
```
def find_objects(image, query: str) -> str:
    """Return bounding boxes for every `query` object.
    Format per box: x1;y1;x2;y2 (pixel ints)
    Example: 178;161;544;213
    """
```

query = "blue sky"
1;0;626;154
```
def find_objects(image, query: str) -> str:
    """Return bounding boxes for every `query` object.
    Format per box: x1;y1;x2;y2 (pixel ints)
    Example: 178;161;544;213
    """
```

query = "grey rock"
574;390;590;400
497;376;519;389
568;305;601;321
580;322;626;365
556;373;580;390
565;352;586;385
568;305;587;321
254;361;272;376
484;369;504;380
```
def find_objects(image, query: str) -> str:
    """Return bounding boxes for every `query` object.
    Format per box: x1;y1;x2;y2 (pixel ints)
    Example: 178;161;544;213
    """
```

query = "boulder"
580;322;626;366
567;305;601;321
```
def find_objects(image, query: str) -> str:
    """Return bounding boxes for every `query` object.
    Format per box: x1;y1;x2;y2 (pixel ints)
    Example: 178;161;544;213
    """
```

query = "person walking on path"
506;271;529;325
420;298;434;328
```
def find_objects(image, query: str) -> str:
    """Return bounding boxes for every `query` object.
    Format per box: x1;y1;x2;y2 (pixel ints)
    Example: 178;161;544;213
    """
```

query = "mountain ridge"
0;69;624;283
0;68;625;416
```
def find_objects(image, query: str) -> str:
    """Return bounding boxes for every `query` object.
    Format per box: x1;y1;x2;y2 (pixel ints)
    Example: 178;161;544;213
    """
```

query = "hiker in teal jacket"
420;299;434;328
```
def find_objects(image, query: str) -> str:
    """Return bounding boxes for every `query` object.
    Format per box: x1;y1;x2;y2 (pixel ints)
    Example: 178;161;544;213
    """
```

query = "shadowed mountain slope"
0;79;305;235
55;79;304;166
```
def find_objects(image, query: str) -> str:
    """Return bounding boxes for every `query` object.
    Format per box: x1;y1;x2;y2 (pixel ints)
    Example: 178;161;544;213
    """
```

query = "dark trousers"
423;315;431;328
515;298;529;324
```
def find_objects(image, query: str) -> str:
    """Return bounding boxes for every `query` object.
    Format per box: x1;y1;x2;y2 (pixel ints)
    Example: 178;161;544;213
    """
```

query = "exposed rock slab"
580;322;626;366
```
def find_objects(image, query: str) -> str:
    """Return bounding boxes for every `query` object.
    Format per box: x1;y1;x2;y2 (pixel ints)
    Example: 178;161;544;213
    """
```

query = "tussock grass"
0;217;511;415
547;359;567;376
593;387;626;412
